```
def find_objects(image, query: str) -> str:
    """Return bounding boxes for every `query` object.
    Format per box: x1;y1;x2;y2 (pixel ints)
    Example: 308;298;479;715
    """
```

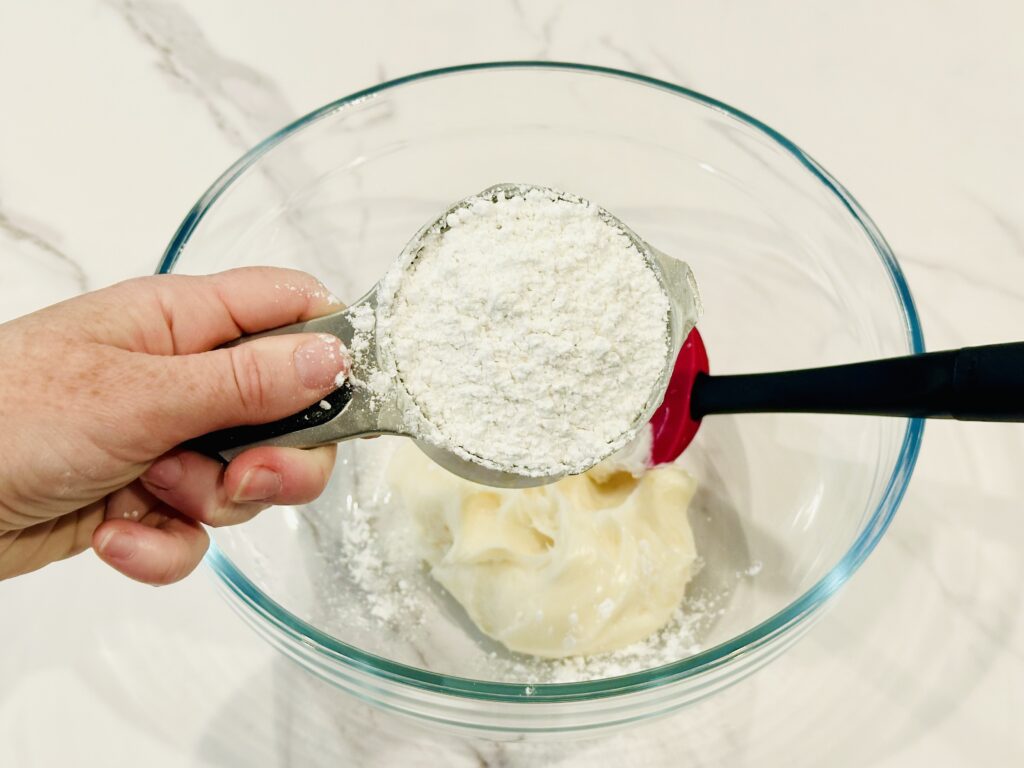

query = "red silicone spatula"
650;328;1024;464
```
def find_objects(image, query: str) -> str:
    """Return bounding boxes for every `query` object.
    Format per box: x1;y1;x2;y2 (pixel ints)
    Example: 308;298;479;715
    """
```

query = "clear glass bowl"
159;62;923;737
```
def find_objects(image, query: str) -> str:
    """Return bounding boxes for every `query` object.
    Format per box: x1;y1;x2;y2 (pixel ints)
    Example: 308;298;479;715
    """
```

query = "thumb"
151;332;349;448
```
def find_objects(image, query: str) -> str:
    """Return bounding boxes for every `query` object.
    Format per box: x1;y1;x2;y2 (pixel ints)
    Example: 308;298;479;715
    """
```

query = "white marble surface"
2;1;1024;765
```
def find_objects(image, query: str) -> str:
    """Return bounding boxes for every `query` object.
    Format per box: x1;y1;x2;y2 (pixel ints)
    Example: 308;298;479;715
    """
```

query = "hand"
0;267;349;584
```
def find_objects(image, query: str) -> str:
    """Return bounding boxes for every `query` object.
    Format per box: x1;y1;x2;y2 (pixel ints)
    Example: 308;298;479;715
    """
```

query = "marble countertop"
2;1;1023;765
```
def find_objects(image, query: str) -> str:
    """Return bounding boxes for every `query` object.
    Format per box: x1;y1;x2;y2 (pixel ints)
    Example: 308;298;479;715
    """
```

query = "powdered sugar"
377;185;671;477
272;279;340;305
330;444;425;630
344;303;381;396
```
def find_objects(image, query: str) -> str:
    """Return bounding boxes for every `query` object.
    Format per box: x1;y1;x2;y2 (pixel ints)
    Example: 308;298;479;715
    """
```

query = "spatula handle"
691;341;1024;421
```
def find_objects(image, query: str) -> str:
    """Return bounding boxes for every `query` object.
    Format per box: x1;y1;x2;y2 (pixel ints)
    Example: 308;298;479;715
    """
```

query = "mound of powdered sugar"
378;186;671;476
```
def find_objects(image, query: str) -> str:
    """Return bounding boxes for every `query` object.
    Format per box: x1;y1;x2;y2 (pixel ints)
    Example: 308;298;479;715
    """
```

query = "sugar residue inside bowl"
335;489;422;626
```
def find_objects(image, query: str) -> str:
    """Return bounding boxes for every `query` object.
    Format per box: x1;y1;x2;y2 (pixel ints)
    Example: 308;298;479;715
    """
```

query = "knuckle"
152;547;198;586
152;562;186;586
227;345;270;417
210;503;266;528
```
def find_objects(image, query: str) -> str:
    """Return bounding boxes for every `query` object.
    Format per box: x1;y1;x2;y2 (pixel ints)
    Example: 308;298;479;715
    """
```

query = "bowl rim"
159;60;925;703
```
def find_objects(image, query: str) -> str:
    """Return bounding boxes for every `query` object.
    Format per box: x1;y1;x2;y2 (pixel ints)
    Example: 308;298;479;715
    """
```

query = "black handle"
182;383;355;461
691;341;1024;422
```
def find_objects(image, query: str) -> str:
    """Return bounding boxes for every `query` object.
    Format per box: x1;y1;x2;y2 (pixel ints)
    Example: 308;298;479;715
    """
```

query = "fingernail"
294;334;348;389
142;454;183;490
97;530;135;561
234;467;282;502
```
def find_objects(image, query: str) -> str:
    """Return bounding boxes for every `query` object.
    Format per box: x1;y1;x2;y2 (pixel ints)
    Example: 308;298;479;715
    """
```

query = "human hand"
0;267;349;584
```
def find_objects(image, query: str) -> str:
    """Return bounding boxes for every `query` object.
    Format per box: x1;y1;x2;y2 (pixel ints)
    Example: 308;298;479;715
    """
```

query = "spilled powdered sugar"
272;279;341;306
342;302;386;397
335;487;421;626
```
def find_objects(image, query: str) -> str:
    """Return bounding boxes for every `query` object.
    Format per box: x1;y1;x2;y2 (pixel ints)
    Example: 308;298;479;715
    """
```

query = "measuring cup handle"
178;299;375;462
691;341;1024;421
182;383;355;461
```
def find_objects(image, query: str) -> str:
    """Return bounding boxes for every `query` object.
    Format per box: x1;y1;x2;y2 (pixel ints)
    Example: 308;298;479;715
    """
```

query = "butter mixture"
389;432;698;658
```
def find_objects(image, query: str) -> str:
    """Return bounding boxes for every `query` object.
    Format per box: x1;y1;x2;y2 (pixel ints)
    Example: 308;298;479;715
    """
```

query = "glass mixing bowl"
159;62;923;737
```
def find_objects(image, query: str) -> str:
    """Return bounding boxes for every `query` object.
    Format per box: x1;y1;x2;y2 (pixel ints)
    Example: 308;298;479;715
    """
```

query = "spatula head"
650;328;709;465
